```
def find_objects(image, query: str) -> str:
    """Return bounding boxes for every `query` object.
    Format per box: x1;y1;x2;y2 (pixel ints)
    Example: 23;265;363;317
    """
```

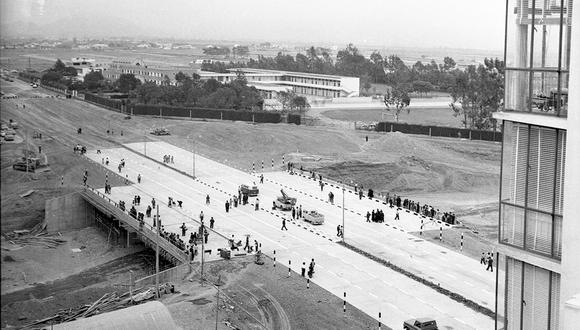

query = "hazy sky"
1;0;506;51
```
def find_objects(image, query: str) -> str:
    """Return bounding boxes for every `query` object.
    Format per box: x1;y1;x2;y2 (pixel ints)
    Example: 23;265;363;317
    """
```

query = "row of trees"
131;71;264;110
202;44;504;129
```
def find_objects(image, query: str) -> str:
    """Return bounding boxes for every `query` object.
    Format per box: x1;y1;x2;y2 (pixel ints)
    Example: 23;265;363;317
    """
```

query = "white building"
493;0;580;329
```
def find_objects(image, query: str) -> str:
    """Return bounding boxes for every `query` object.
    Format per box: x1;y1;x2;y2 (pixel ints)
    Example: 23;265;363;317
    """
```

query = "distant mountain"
1;15;146;39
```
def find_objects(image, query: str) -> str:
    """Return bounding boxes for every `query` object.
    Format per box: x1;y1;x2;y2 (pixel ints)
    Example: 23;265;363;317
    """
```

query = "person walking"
366;211;371;222
480;252;487;265
336;225;341;237
204;230;209;244
281;218;288;231
255;198;259;211
210;217;215;229
199;211;204;221
206;194;210;205
225;200;230;213
244;235;250;252
394;210;400;221
301;262;306;277
486;254;494;272
180;223;187;237
137;174;141;183
292;207;296;220
260;174;264;184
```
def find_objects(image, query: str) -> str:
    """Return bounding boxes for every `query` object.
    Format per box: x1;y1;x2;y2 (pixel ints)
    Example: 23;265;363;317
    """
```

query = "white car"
303;210;325;225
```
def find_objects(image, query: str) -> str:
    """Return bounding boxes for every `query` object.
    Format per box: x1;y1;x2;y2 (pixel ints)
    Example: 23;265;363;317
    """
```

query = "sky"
1;0;506;51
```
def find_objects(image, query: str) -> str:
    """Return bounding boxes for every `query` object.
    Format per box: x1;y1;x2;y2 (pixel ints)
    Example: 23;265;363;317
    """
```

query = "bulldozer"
274;189;296;211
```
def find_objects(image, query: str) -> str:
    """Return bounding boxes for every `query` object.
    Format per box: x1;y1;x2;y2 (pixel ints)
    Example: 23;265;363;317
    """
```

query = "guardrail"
81;185;189;264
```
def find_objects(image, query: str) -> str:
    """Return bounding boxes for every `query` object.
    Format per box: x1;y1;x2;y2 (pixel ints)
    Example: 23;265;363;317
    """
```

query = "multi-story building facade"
494;0;579;329
105;59;359;100
104;59;198;86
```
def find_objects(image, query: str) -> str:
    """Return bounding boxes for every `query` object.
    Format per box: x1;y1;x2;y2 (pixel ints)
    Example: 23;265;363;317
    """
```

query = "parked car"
403;318;438;330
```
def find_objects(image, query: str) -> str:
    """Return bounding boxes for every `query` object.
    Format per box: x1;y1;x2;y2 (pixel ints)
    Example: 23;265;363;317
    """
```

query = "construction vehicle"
274;189;296;211
150;128;170;136
302;210;325;225
239;184;259;197
12;158;43;172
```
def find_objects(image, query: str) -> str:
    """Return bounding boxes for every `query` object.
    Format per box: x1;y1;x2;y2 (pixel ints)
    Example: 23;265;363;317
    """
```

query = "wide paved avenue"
86;142;494;329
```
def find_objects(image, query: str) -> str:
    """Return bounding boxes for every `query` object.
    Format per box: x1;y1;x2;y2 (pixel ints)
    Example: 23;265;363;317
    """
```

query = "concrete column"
561;1;580;327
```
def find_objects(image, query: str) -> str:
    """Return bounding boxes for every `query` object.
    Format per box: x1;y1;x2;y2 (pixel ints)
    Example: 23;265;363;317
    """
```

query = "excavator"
274;189;296;211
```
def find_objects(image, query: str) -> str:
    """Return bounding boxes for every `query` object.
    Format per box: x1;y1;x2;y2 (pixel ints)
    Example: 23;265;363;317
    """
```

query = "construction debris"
19;285;169;329
1;221;66;249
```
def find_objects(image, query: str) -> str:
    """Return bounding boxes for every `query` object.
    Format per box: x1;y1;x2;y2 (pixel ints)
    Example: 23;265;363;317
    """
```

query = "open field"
322;106;465;127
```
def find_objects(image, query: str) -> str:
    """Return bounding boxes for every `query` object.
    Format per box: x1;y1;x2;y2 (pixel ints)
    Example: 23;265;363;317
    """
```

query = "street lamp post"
155;204;160;298
192;138;196;178
200;219;204;283
342;181;345;243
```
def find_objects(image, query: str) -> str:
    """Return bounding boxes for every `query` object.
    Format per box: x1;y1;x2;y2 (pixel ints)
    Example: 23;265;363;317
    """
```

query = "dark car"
403;318;438;330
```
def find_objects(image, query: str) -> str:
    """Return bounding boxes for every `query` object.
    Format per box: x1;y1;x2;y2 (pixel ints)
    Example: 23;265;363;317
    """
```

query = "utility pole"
144;131;147;156
215;275;220;330
201;219;205;284
192;138;196;178
155;204;160;298
342;181;345;243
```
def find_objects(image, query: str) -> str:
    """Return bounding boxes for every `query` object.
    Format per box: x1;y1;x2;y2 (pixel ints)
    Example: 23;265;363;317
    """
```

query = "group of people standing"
162;155;174;164
300;259;316;278
480;252;494;272
365;209;385;222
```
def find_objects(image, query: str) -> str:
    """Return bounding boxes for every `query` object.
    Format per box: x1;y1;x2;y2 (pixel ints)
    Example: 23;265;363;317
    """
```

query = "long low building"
201;68;360;99
103;59;360;101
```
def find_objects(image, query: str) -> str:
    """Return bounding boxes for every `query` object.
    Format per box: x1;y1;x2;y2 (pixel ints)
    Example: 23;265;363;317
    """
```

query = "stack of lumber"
1;221;66;249
20;286;158;329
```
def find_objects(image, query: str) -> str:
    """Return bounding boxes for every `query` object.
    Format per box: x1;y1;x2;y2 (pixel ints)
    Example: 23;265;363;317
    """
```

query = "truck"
239;184;259;197
403;318;438;330
302;210;325;225
274;189;296;211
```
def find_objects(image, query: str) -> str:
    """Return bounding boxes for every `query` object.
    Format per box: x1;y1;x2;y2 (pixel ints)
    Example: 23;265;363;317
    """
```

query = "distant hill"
1;15;146;39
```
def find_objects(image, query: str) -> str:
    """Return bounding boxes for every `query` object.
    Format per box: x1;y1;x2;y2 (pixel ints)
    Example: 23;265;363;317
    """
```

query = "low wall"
375;121;502;142
45;192;95;232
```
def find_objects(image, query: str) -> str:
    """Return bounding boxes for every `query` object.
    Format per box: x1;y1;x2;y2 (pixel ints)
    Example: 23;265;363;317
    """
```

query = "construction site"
1;77;501;330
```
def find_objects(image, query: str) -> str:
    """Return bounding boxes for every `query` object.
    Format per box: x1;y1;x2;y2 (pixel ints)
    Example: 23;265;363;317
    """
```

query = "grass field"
321;106;464;127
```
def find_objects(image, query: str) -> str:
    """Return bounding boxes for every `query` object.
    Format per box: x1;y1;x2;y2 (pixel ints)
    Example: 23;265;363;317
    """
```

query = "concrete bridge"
45;186;189;265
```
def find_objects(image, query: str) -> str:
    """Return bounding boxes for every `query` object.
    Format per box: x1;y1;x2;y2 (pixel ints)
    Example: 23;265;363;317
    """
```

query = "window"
504;0;572;116
503;258;559;330
499;122;565;258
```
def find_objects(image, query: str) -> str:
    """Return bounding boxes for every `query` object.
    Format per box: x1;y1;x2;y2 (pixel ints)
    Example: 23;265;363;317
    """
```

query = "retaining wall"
45;192;95;232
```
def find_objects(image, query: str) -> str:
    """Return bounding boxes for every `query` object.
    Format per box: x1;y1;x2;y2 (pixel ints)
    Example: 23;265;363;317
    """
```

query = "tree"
41;71;63;85
443;56;457;71
383;86;411;122
449;58;504;129
135;81;163;104
412;80;434;97
115;73;141;93
53;59;66;72
63;66;78;77
360;74;372;95
84;71;105;90
291;95;310;117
